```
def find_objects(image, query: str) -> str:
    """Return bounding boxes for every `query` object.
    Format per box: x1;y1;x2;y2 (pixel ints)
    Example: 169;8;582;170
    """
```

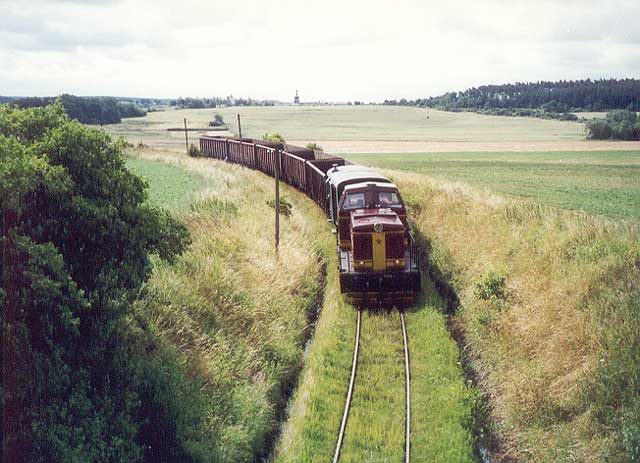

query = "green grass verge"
345;151;640;221
406;279;477;463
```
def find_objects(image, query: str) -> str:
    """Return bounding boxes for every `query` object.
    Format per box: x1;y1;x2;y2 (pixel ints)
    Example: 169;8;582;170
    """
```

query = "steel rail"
332;309;361;463
400;311;411;463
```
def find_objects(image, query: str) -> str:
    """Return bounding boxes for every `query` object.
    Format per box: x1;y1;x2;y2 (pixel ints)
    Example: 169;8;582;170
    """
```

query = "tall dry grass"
128;149;329;462
387;171;639;463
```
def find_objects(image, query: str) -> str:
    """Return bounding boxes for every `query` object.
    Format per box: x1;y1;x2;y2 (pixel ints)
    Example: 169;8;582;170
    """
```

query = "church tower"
294;89;300;104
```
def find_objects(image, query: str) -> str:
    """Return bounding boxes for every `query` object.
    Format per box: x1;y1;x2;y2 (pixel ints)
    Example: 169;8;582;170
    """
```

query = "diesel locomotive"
199;135;420;306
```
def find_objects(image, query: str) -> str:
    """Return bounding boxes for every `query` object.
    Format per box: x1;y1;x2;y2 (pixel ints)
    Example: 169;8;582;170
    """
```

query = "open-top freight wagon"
199;135;420;307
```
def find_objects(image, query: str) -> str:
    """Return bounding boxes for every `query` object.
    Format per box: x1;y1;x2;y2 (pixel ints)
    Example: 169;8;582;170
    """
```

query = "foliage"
305;142;323;151
0;103;190;462
586;110;640;140
174;96;274;109
386;78;640;112
263;132;286;143
10;94;146;125
208;113;225;127
187;143;200;157
475;270;506;301
266;196;292;216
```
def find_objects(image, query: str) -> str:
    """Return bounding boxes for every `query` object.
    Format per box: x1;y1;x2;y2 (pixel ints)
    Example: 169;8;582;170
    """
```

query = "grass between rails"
345;151;640;222
125;149;329;462
275;266;477;462
386;169;640;462
339;311;405;463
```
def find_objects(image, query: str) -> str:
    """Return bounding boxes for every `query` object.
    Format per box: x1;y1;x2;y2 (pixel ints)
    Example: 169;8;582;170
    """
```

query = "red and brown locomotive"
199;135;420;307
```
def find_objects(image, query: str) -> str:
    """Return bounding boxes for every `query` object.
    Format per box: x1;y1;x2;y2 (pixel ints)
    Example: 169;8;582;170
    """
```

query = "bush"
305;142;323;151
474;270;507;301
587;118;614;139
263;132;286;143
187;143;200;157
267;196;293;216
208;113;225;127
587;110;640;140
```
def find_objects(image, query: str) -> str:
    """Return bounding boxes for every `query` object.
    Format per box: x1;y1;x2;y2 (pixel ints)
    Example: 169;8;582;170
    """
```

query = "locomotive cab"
336;182;420;307
338;182;408;250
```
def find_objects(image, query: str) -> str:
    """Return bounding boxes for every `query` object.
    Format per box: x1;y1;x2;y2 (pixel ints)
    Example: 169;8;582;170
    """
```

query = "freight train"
199;136;420;306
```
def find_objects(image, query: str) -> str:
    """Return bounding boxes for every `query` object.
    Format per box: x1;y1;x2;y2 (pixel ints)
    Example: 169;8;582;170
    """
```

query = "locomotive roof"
326;165;390;188
344;181;399;192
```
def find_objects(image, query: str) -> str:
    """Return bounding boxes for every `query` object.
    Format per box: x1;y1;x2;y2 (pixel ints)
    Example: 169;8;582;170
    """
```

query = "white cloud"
0;0;638;100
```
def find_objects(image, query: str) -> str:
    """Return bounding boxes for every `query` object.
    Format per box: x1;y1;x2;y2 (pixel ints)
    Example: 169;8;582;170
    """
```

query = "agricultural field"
345;151;640;221
105;105;640;153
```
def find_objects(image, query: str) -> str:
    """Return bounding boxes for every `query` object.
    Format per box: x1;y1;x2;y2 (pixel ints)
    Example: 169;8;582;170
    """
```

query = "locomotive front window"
378;191;401;207
344;192;366;210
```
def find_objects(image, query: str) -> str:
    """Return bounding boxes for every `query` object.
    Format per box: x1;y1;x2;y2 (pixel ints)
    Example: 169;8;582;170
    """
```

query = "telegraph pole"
237;114;242;139
274;148;280;251
183;118;189;154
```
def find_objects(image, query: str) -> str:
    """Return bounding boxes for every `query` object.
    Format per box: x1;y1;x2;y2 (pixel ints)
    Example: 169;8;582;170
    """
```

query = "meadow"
105;105;640;153
345;151;640;221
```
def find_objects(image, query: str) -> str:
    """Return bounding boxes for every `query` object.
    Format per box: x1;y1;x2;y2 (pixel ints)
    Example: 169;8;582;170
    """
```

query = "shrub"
267;196;293;216
305;142;323;151
187;143;200;157
208;113;225;127
263;132;286;143
474;270;506;301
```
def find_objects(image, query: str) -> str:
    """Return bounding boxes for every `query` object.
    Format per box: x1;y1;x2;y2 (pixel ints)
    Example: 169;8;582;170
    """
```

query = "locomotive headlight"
374;223;383;233
395;260;400;264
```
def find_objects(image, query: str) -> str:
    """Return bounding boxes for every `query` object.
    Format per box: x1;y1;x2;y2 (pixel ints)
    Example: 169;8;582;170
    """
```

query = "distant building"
294;90;300;104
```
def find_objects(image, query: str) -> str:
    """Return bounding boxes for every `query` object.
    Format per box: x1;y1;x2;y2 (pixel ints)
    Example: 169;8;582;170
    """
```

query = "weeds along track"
333;309;411;463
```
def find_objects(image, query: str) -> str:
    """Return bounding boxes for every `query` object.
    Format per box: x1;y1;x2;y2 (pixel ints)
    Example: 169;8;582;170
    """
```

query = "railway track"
332;309;411;463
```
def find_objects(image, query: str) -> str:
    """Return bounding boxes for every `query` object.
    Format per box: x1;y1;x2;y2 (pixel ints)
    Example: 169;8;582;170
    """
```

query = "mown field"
345;151;640;221
106;105;640;153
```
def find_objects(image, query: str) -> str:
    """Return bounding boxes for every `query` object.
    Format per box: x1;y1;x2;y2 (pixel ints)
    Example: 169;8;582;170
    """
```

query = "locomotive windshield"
378;191;401;207
344;192;366;210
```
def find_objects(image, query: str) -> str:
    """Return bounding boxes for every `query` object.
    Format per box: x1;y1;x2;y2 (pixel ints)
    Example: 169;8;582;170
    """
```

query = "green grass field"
345;151;640;221
126;156;213;209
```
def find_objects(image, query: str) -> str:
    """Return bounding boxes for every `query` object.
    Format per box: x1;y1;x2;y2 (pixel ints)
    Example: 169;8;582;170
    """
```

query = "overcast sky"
1;0;639;101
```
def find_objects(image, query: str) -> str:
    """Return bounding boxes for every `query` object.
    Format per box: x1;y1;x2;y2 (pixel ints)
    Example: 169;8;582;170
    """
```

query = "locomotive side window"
344;192;366;210
378;191;401;207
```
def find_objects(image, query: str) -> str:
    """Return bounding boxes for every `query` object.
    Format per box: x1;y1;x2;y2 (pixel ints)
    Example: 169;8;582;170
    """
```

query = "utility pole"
183;118;189;154
274;148;280;251
237;114;242;139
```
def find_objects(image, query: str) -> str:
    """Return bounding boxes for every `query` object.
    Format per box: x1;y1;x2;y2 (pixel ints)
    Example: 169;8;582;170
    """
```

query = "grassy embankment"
346;151;640;221
125;149;328;462
382;169;640;463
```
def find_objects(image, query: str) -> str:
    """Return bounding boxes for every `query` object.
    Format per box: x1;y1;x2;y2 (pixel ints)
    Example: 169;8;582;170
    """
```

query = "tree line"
1;103;191;461
384;78;640;112
174;96;275;109
1;94;147;124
